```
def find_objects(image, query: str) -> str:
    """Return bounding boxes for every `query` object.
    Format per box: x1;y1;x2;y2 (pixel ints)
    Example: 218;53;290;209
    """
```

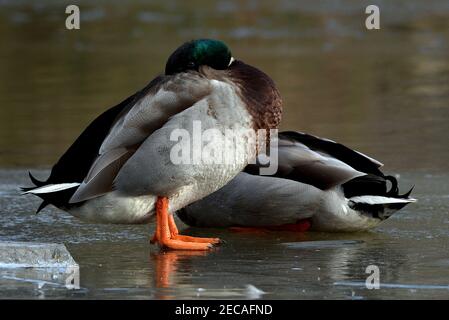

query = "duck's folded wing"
69;73;212;203
275;143;366;190
246;131;383;191
279;131;384;175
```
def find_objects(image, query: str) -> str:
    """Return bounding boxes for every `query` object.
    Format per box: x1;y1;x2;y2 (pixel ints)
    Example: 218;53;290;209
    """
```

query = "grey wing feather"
246;131;376;190
70;149;134;203
278;131;384;173
69;73;212;204
99;73;211;154
275;142;366;190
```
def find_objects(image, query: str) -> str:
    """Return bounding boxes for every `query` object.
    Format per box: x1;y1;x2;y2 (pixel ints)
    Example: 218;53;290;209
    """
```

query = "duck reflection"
151;250;208;288
150;248;210;299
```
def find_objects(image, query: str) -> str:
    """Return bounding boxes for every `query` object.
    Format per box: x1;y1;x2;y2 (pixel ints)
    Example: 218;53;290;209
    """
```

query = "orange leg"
151;196;220;250
150;205;162;244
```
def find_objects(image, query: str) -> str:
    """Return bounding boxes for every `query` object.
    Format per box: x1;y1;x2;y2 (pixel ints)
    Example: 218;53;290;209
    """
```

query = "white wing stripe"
22;183;80;195
350;195;416;205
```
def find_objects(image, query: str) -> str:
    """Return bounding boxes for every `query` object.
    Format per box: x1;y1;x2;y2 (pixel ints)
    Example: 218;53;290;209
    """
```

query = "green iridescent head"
165;39;233;75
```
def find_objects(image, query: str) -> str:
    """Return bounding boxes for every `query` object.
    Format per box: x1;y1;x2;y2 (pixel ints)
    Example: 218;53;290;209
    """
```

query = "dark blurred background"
1;0;448;171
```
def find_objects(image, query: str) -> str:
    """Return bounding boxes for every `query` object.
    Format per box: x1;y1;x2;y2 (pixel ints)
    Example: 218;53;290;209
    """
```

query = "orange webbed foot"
151;197;221;251
172;234;221;245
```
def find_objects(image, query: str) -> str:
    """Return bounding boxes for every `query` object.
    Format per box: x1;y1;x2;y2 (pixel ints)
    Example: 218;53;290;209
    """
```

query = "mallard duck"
177;131;415;232
22;39;283;250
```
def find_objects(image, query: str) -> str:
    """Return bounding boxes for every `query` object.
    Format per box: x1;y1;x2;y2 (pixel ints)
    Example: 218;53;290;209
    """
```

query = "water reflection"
151;250;209;299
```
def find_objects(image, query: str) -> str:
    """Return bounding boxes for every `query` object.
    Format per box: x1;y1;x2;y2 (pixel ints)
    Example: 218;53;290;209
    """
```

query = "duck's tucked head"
165;39;233;75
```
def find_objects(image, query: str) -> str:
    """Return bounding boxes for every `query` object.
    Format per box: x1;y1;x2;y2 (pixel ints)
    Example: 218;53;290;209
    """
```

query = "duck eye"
187;61;195;68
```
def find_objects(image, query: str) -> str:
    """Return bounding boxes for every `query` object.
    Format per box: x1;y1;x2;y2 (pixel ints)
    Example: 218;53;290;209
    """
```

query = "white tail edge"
350;196;417;205
22;183;80;195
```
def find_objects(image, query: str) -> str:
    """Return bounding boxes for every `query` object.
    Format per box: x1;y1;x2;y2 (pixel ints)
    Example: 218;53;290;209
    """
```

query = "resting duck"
22;39;282;250
177;131;415;232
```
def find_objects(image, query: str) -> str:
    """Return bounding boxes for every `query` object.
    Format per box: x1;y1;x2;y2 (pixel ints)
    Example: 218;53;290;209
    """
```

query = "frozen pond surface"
0;0;449;299
1;169;449;299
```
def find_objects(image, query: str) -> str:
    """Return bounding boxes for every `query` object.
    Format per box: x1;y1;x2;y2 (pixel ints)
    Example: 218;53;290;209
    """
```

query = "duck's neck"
228;60;283;131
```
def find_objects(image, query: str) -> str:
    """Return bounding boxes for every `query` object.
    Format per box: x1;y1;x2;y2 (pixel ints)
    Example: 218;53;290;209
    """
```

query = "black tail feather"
347;175;415;220
36;200;50;214
385;175;415;199
21;171;50;214
401;186;414;199
343;174;414;201
385;175;399;197
28;171;45;187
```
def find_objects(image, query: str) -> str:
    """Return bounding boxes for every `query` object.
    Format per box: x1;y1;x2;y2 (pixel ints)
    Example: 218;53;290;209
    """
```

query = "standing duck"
22;39;282;250
177;131;415;232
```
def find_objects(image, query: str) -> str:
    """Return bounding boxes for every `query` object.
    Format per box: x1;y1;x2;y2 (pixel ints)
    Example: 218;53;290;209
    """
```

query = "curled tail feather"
21;172;80;214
